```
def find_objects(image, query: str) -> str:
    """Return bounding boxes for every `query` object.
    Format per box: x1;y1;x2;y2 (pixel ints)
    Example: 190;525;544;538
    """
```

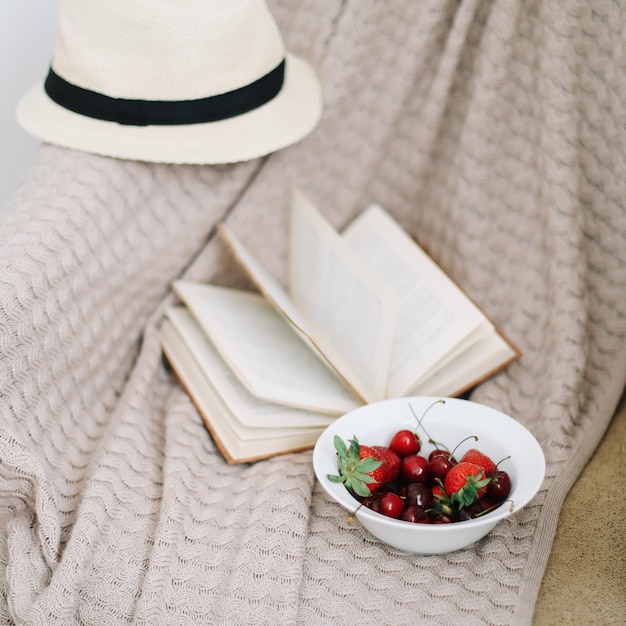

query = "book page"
408;331;519;397
217;223;312;339
342;205;488;398
162;307;336;429
288;189;399;402
160;316;327;463
217;223;357;396
172;282;361;415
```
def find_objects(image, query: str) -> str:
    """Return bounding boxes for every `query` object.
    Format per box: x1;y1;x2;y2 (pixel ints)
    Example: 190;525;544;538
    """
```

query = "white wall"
1;1;60;209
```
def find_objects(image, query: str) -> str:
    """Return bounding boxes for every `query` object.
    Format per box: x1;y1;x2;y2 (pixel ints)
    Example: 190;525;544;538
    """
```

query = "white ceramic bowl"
313;396;545;554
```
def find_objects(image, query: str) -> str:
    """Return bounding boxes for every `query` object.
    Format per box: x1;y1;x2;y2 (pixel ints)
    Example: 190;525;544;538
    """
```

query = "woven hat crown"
53;0;286;100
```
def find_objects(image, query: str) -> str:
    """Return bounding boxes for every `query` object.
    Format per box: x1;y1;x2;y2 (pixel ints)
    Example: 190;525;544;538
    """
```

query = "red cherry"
428;449;454;462
389;429;421;457
486;470;511;502
456;509;474;522
428;435;476;463
460;497;496;520
378;492;405;519
400;455;430;484
401;505;431;523
428;453;456;480
404;482;433;508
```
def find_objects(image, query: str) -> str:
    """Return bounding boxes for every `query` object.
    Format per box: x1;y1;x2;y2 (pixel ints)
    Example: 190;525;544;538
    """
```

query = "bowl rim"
313;396;546;533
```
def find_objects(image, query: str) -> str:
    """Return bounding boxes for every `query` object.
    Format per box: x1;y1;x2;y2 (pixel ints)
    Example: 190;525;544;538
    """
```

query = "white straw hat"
17;0;323;164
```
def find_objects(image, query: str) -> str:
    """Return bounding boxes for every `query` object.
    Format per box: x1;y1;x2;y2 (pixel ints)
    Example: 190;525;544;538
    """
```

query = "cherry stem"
347;502;364;525
495;455;512;468
450;435;479;459
428;439;450;453
408;399;445;444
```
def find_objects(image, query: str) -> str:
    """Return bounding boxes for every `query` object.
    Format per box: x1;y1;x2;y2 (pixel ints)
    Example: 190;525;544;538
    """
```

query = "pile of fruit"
327;401;512;524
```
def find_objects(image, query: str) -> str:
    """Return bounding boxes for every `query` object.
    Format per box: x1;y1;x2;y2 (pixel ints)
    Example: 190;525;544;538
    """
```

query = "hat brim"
16;53;322;164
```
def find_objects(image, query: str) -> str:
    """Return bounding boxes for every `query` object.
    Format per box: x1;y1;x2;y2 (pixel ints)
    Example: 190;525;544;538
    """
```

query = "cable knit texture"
1;2;625;625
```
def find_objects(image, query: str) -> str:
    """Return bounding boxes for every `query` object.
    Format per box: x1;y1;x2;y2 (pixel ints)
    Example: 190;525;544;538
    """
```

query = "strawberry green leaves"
327;435;382;498
443;462;491;509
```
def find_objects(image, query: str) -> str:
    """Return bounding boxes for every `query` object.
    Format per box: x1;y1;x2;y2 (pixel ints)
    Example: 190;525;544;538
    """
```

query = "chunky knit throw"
1;2;625;624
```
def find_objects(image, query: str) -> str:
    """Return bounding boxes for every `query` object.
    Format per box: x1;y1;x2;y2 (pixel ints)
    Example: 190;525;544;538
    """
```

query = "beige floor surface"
533;390;626;626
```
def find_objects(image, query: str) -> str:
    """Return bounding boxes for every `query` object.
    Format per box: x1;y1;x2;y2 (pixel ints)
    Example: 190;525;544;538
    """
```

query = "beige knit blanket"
1;2;625;624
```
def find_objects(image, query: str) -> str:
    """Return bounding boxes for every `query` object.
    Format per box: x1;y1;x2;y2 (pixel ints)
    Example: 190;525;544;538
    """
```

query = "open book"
160;189;520;463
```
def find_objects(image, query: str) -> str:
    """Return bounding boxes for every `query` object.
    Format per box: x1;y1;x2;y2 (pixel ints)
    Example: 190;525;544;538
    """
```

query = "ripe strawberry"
430;482;454;517
328;435;400;497
460;448;497;476
443;461;491;509
431;483;445;500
